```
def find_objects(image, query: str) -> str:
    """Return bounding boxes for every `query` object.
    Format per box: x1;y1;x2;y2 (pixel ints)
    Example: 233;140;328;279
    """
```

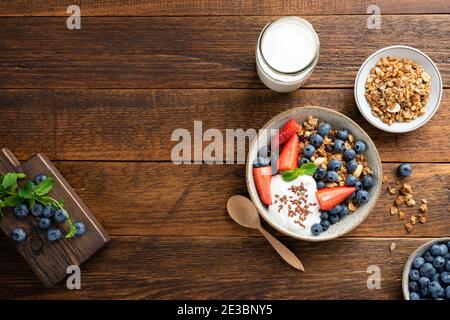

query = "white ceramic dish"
355;45;442;133
402;238;450;300
246;106;382;241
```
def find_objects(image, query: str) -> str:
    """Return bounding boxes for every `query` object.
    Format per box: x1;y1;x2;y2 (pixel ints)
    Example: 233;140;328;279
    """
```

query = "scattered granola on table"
365;56;431;125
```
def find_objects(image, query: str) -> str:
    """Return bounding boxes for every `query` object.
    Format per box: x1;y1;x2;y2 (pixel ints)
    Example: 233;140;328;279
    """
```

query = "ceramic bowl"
402;238;450;300
355;45;442;133
246;106;382;241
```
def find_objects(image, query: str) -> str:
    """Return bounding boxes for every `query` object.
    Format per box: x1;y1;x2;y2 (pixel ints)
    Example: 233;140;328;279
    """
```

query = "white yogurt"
268;174;321;236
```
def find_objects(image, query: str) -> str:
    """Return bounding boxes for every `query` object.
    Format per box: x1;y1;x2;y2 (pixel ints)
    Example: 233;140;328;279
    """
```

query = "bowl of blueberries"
403;238;450;300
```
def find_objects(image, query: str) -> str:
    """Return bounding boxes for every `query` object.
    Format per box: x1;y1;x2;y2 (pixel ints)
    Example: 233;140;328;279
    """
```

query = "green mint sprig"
281;163;317;182
0;172;26;218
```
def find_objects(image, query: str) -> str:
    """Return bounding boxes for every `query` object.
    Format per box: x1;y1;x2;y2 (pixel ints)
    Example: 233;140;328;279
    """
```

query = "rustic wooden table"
0;1;449;299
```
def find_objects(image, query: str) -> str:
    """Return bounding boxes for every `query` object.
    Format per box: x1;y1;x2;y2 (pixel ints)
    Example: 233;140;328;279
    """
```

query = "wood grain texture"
0;16;448;89
1;0;449;16
1;89;448;162
0;235;433;299
47;161;449;238
0;150;109;287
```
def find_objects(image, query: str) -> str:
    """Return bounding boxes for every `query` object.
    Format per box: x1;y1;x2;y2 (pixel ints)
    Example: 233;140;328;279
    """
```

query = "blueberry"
346;159;358;173
420;286;430;297
303;145;316;158
14;203;29;218
338;206;349;218
408;281;419;292
317;123;331;137
446;286;450;299
423;251;434;263
258;146;271;158
38;218;51;230
11;228;26;242
334;139;345;152
345;175;357;186
447;241;450;250
313;167;326;180
354;141;366;154
418;277;430;288
428;281;443;298
354;181;363;191
431;244;442;256
320;220;330;231
54;209;67;224
347;191;356;200
431;273;441;283
47;228;62;242
420;262;436;278
355;190;370;204
316;181;325;189
311;223;323;236
320;211;329;221
361;175;374;190
325;171;338;182
257;156;270;167
343;148;356;161
445;260;450;272
398;163;412;177
34;173;48;185
328;214;339;225
413;256;426;269
299;157;310;166
329;204;343;215
440;271;450;284
409;269;420;281
42;205;54;218
328;159;342;171
74;221;86;237
310;134;323;147
439;244;448;255
30;204;43;218
337;129;349;141
409;292;420;300
433;256;445;269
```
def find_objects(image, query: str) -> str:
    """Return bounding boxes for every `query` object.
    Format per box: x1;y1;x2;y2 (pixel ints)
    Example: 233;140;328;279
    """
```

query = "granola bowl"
355;45;442;133
246;106;382;241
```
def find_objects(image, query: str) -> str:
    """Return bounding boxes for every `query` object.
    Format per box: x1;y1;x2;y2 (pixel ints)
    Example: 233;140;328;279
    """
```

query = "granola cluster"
365;56;431;125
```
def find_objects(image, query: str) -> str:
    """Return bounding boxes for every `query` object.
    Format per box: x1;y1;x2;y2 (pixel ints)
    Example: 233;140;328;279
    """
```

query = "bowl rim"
402;237;450;300
246;105;382;242
354;45;443;133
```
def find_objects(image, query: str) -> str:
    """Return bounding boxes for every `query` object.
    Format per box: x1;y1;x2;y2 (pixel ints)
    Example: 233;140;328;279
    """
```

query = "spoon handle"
258;226;305;271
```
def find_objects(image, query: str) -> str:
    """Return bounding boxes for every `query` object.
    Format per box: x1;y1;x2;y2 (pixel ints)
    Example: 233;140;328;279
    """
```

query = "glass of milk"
256;17;320;93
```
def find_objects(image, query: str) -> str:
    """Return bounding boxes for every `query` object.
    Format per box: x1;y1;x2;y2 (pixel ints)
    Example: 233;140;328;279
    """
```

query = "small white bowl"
355;45;443;133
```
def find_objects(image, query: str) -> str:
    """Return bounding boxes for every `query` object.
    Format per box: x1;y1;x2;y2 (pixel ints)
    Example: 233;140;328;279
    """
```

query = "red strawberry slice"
274;118;301;147
316;186;357;211
278;134;299;171
253;166;273;205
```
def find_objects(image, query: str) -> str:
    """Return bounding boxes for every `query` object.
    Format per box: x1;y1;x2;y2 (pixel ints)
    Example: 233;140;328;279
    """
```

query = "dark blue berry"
446;286;450;299
54;209;67;224
354;140;366;154
14;203;29;218
320;220;330;231
303;145;316;158
311;223;323;236
325;171;338;182
413;256;425;269
334;139;345;152
423;251;434;262
431;244;442;256
409;269;420;281
428;281;443;298
346;159;357;173
354;181;363;191
74;221;86;237
258;146;271;158
398;163;412;177
34;173;48;185
320;211;329;221
338;205;349;218
347;191;356;200
440;271;450;284
420;262;436;278
345;175;357;186
38;218;51;230
445;260;450;272
409;281;419;292
42;205;54;218
47;228;62;242
316;181;325;189
355;190;369;204
439;244;448;255
336;129;349;140
328;159;342;171
420;286;430;297
328;214;339;224
309;134;323;147
30;204;43;218
257;156;270;167
361;175;374;190
431;273;440;283
299;157;310;166
329;204;343;215
343;148;356;161
313;167;326;180
11;228;26;242
409;292;420;300
317;123;331;137
433;256;445;269
418;276;430;288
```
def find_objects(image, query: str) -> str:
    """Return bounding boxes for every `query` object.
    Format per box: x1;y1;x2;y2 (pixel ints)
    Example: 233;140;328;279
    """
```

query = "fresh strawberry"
278;134;299;171
274;118;301;146
253;166;273;205
316;186;357;211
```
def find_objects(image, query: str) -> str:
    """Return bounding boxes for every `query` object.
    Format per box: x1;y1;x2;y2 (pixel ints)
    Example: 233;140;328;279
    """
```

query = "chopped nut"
382;175;388;184
421;199;427;204
390;206;398;216
353;164;363;178
410;215;417;225
419;203;427;212
389;242;396;252
388;185;396;195
348;201;356;212
405;222;414;233
395;195;405;206
401;183;413;195
398;211;405;219
406;198;416;207
419;216;427;224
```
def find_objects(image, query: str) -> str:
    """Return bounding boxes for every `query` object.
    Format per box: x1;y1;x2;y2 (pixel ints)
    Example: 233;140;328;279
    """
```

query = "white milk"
256;17;320;92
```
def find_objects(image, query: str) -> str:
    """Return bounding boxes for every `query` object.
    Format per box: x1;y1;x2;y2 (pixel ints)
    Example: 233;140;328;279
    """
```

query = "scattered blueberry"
419;263;436;278
320;211;329;221
398;163;412;177
303;145;316;158
346;159;357;173
413;256;426;269
34;173;48;185
311;223;323;236
410;292;420;300
317;123;331;137
316;181;326;189
299;157;310;166
345;175;357;186
334;139;345;152
74;221;86;237
440;271;450;284
431;273;440;283
42;205;54;218
409;269;420;281
325;171;339;182
14;203;29;218
54;209;67;224
313;167;326;180
11;228;26;242
47;228;62;242
320;220;330;231
439;244;449;255
329;204;343;215
429;281;443;298
343;148;356;161
338;206;349;218
38;218;51;230
433;256;445;269
355;190;369;204
423;251;434;263
431;244;442;256
328;159;342;172
418;277;430;288
409;281;419;292
354;181;363;191
328;214;339;225
361;175;374;190
420;286;430;298
354;141;366;154
336;129;349;140
310;134;323;147
30;204;43;218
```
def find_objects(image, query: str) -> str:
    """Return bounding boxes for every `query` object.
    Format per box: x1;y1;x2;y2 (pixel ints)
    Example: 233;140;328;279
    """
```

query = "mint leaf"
19;181;35;199
2;173;18;190
27;198;35;209
35;177;53;196
17;173;26;179
282;163;317;182
4;195;23;207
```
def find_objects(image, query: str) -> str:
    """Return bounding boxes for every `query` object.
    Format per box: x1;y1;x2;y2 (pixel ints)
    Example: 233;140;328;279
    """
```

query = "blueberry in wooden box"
0;148;109;287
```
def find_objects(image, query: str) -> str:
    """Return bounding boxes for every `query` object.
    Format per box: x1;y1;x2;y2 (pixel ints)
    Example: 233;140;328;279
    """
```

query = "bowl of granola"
246;106;382;241
355;45;442;133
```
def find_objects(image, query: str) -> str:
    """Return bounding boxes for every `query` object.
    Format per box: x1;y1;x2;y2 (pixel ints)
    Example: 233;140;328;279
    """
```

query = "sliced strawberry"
278;134;299;171
253;166;273;205
316;186;357;211
274;118;301;147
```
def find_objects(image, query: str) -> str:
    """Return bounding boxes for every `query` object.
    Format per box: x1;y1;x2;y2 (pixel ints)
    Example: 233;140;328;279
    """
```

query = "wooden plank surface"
0;16;449;89
1;0;449;16
0;89;449;162
0;236;433;299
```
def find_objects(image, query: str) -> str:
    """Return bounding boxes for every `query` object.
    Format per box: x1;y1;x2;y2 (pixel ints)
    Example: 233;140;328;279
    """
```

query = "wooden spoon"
227;195;305;271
